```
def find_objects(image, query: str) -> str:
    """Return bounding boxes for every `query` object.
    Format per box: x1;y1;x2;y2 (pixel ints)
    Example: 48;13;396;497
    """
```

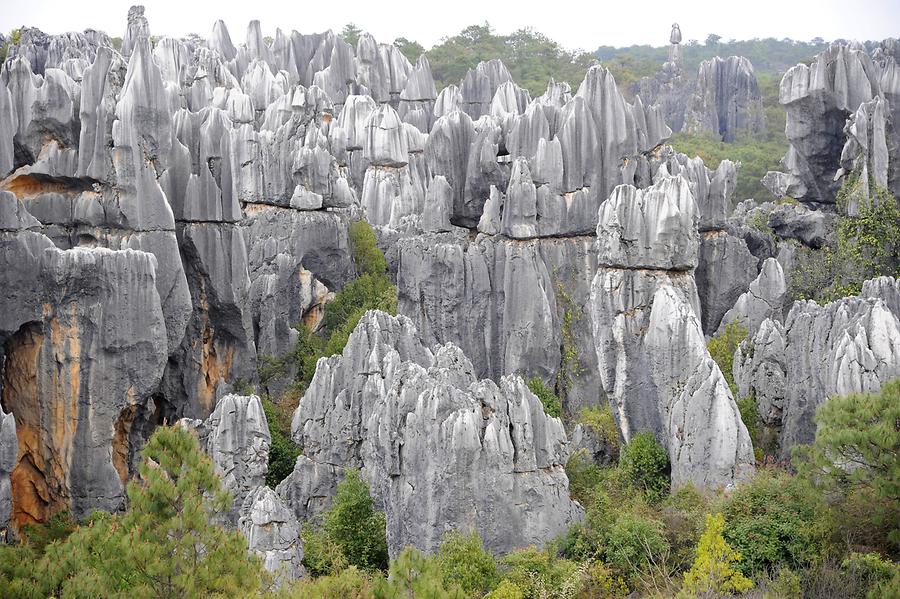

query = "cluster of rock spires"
766;39;900;208
633;24;765;142
0;4;898;585
279;310;582;556
735;276;900;457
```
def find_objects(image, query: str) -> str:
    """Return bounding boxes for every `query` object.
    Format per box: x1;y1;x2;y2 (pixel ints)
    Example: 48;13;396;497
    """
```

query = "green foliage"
340;23;362;47
721;470;833;577
437;531;499;597
790;183;900;303
301;523;348;577
603;513;670;576
499;547;584;599
262;398;300;487
795;380;900;552
374;546;464;598
427;24;596;96
0;426;265;598
349;220;388;277
619;431;670;502
0;28;21;63
841;552;900;599
683;513;754;595
259;219;396;402
554;280;583;400
394;37;425;63
281;565;375;599
18;511;77;552
485;580;525;599
577;405;620;457
323;469;389;572
707;321;748;396
763;567;802;599
669;130;789;200
737;394;763;460
527;376;562;419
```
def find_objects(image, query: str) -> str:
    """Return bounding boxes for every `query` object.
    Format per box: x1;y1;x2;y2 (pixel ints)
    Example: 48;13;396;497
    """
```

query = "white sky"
1;0;898;51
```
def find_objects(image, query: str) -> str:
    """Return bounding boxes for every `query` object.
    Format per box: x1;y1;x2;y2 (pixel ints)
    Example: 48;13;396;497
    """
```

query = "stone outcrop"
735;290;900;455
1;191;168;530
182;393;304;583
771;42;900;206
683;56;765;142
278;310;582;555
0;406;15;539
717;257;786;336
589;175;754;489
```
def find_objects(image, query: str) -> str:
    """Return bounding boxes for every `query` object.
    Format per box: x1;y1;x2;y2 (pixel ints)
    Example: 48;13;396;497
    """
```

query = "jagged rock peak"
279;310;582;555
596;175;699;271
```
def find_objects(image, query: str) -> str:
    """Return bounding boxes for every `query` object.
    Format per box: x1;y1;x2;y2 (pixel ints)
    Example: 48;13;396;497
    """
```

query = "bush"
795;380;900;553
841;552;900;599
323;469;389;572
602;513;669;576
350;219;387;276
322;274;398;340
0;427;266;598
683;513;753;596
577;405;621;458
500;547;582;599
437;531;498;598
619;431;670;502
707;320;748;396
527;376;562;418
790;183;900;303
263;399;301;487
720;471;833;577
374;546;464;598
282;565;375;599
485;580;525;599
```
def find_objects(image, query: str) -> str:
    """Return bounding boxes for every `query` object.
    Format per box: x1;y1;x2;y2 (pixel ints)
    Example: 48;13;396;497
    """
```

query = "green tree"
796;380;900;551
340;23;362;47
683;513;753;595
394;37;425;62
282;565;376;598
721;471;833;577
324;469;389;572
437;531;498;597
706;321;747;396
350;220;387;277
619;431;670;502
1;426;265;598
263;398;300;487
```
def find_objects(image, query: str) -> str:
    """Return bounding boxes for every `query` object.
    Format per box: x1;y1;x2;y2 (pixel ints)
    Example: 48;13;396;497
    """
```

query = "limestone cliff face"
278;310;582;555
589;175;754;489
1;192;168;532
770;42;900;206
736;286;900;456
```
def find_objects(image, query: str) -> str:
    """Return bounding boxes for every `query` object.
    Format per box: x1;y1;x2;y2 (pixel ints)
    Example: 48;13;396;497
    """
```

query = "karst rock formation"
0;3;897;577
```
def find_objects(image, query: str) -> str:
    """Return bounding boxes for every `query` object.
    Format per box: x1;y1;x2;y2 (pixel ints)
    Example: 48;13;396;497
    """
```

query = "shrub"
619;432;670;502
795;380;900;552
659;484;712;572
841;552;900;599
374;546;464;598
683;513;753;596
527;376;562;418
603;513;669;577
322;274;397;340
263;399;300;487
301;523;348;577
437;531;498;598
707;320;748;396
500;547;581;599
579;561;629;598
720;471;833;577
323;469;389;572
282;565;375;599
349;219;387;276
485;580;525;599
790;183;900;303
577;405;621;458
